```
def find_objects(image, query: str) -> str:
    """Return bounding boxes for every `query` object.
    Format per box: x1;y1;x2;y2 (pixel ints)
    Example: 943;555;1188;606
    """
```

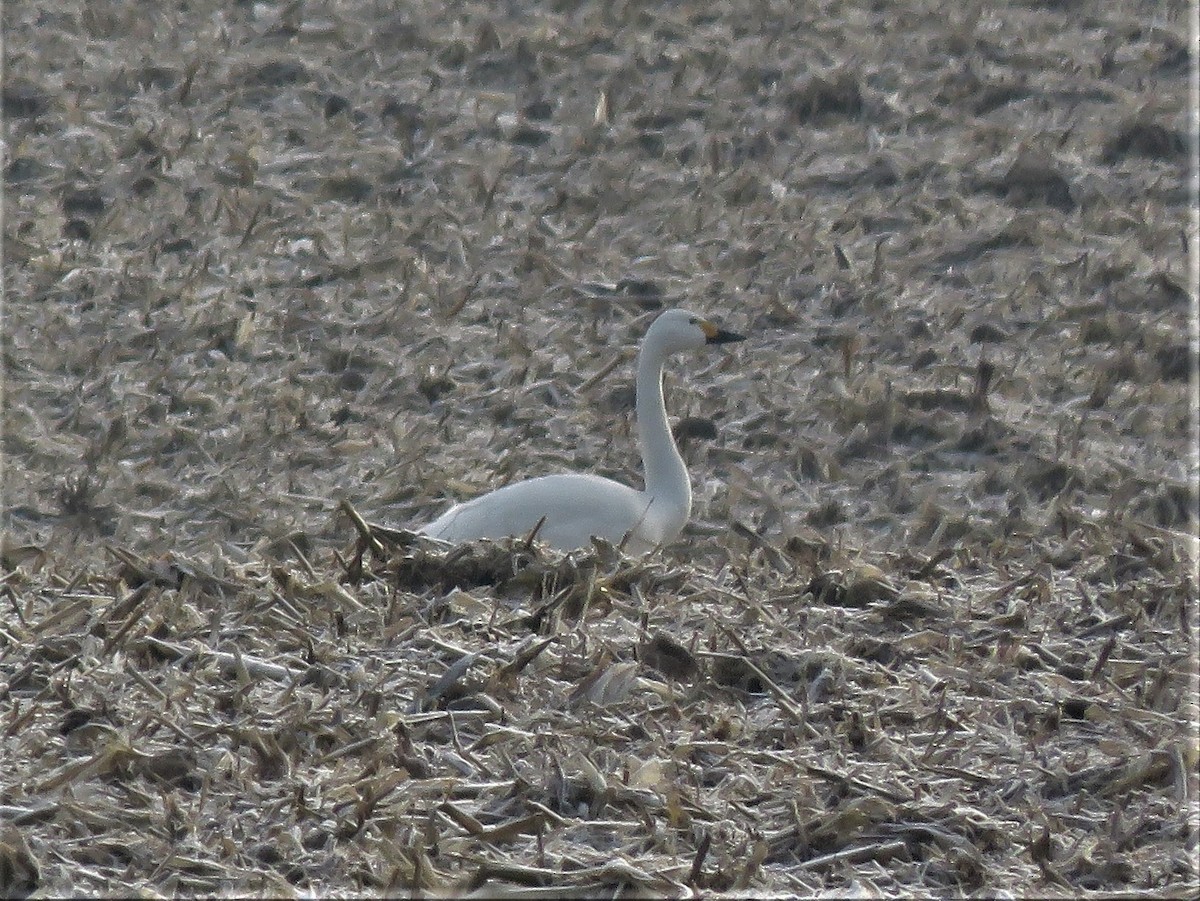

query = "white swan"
420;308;745;554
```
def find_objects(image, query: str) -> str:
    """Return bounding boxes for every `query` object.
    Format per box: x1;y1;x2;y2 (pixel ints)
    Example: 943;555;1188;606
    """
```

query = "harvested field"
2;0;1197;896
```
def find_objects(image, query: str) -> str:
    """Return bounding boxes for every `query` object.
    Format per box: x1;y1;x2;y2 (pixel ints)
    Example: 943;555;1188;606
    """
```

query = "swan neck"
636;341;691;522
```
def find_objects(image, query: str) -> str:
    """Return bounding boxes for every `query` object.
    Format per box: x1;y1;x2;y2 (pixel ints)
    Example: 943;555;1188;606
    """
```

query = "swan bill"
701;321;745;345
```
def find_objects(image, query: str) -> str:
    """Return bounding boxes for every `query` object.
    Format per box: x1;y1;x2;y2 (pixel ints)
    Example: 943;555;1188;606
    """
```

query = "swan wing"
422;473;662;551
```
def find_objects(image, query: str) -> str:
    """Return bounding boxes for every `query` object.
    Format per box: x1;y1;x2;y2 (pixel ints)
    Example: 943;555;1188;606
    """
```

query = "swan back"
422;473;670;554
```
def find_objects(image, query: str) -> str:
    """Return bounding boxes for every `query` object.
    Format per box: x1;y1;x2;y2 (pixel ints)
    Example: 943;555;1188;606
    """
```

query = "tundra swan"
420;308;744;554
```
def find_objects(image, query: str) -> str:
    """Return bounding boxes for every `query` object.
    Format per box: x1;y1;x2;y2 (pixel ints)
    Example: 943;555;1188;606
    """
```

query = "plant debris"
2;0;1195;895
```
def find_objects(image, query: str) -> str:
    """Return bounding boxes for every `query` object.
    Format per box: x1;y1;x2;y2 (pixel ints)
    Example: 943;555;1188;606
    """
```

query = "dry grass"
2;0;1197;896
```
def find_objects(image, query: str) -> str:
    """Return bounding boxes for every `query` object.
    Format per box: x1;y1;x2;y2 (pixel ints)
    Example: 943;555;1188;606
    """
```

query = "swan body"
420;309;744;554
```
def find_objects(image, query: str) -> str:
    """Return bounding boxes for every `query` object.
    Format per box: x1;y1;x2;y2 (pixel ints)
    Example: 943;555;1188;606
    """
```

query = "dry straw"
2;0;1196;895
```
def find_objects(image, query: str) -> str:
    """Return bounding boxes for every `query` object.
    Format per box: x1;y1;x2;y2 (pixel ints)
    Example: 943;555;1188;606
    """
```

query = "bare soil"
2;0;1197;896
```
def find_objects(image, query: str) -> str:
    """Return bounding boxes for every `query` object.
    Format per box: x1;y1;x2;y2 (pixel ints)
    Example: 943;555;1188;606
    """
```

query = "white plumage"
420;308;744;554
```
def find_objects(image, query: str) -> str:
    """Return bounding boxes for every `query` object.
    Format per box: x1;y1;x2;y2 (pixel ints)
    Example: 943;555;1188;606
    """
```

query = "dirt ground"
2;0;1197;896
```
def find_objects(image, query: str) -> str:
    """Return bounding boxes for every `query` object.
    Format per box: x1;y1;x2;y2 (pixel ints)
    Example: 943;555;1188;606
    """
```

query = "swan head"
646;308;745;355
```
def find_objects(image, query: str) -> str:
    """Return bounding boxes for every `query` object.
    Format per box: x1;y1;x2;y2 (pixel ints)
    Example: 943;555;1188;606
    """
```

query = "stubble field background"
2;0;1197;896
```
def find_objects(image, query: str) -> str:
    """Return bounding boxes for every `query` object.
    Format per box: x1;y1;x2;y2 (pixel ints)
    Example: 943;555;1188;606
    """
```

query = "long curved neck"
636;342;691;525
